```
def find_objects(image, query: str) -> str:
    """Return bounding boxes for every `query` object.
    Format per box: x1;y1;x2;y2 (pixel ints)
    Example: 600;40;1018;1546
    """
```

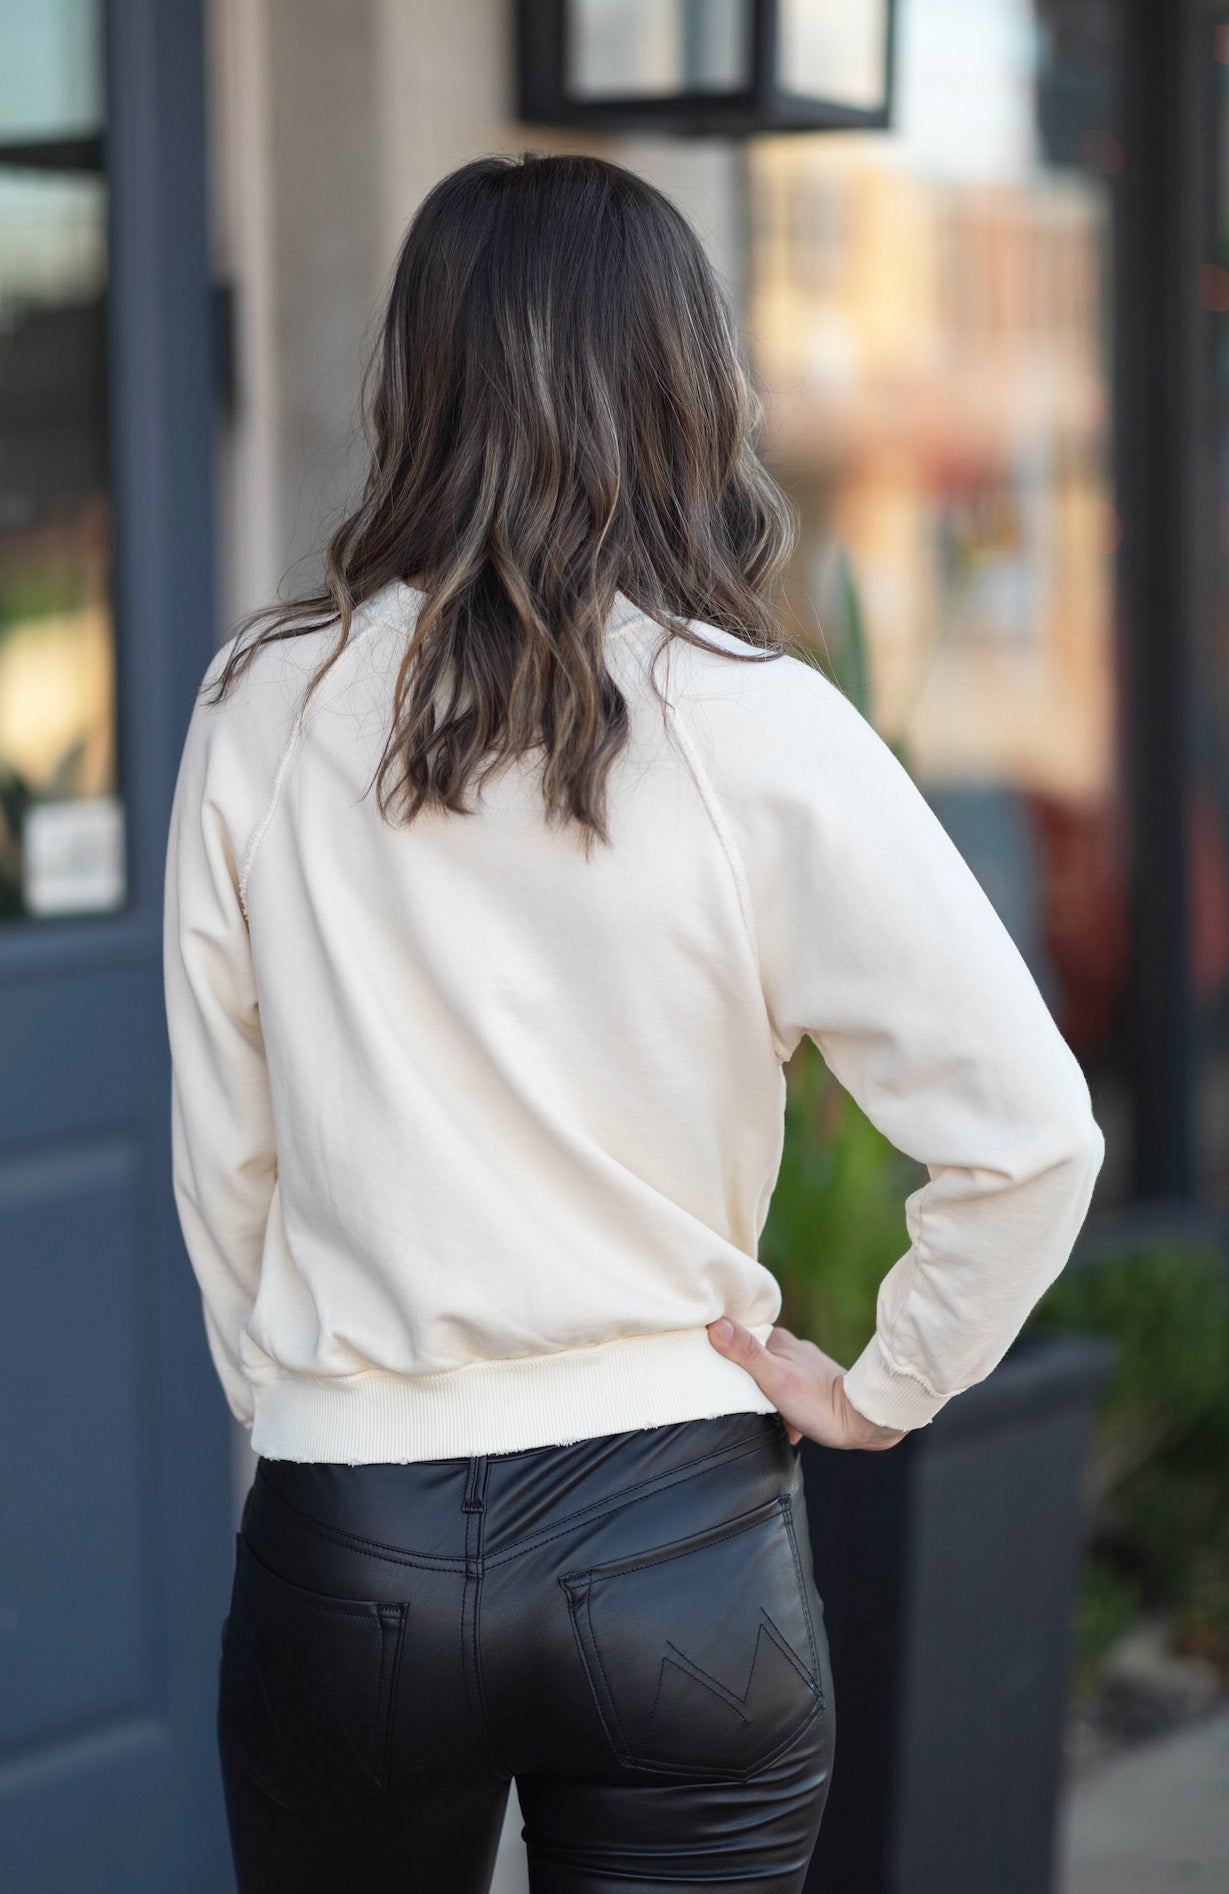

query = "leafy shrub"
1028;1245;1229;1684
760;1035;922;1367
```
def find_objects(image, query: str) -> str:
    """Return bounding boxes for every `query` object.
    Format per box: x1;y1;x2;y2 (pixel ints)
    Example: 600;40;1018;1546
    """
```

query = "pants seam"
464;1458;513;1777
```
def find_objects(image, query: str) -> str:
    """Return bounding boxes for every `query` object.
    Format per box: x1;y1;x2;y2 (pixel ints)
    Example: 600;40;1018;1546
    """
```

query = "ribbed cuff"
841;1333;953;1431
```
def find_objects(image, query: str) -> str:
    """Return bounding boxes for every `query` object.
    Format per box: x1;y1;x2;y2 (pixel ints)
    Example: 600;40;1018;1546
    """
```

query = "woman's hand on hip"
706;1319;907;1452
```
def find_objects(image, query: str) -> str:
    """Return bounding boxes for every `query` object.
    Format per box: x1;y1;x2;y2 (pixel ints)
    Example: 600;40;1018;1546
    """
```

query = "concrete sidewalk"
1057;1708;1229;1892
490;1790;529;1892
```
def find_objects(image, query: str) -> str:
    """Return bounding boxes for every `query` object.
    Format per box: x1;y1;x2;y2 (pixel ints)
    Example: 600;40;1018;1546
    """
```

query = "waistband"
247;1408;793;1573
246;1323;779;1464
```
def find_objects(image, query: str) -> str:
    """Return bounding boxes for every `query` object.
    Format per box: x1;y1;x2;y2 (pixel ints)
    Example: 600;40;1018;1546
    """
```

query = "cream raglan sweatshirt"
162;582;1105;1462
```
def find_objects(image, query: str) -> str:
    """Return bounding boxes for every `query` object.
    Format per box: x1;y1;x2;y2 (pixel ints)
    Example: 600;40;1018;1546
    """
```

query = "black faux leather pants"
219;1411;835;1891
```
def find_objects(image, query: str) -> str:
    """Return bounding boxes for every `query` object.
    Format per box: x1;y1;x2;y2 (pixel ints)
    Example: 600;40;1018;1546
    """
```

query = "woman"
164;152;1104;1891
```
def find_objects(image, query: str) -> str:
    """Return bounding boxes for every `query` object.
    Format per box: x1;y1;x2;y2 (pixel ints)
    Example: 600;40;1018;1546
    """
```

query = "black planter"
801;1329;1114;1894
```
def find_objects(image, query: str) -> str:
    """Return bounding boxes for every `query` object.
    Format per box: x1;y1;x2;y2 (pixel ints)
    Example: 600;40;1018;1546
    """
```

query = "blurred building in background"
205;0;1229;1233
1;0;1227;1885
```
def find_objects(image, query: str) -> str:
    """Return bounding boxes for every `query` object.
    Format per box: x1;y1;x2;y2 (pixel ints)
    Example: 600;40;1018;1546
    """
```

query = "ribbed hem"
247;1325;779;1463
841;1332;953;1431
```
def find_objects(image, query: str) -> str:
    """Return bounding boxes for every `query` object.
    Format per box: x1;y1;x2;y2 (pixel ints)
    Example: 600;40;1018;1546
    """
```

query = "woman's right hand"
707;1319;907;1452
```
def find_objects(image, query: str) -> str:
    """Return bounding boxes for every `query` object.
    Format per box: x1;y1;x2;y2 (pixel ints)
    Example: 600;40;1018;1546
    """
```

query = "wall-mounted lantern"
517;0;897;138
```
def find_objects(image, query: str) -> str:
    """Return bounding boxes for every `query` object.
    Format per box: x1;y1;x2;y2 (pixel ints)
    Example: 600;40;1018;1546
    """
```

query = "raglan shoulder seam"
235;606;402;918
655;662;794;1067
238;693;310;920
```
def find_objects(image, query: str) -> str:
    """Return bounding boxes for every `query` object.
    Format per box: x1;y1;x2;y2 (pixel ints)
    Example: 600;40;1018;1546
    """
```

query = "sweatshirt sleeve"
702;654;1106;1432
162;644;277;1427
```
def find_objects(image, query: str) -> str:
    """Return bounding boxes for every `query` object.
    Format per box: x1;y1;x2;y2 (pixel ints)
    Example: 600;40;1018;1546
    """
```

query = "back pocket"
219;1533;406;1810
560;1493;824;1780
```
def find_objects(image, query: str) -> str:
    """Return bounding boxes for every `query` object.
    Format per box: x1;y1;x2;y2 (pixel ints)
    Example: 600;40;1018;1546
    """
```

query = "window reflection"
0;0;121;921
748;0;1129;1196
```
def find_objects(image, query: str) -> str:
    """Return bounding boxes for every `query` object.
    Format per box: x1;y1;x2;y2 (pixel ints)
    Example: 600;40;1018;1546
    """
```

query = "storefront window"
0;0;122;920
747;0;1129;1201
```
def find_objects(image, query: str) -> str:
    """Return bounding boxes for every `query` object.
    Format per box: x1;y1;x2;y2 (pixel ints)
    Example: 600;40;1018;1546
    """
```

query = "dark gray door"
0;1;234;1886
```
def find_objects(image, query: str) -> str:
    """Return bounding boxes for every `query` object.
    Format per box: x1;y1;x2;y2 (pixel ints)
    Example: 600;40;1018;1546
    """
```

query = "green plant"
1030;1245;1229;1502
825;546;872;720
761;1035;923;1366
1028;1243;1229;1687
815;543;926;771
1074;1560;1144;1700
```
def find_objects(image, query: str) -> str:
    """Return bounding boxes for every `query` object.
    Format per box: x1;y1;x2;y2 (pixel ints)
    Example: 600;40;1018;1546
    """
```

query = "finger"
707;1319;796;1408
766;1326;815;1367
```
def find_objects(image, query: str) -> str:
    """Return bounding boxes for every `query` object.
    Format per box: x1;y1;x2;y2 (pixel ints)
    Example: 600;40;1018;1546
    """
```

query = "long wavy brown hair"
206;151;800;851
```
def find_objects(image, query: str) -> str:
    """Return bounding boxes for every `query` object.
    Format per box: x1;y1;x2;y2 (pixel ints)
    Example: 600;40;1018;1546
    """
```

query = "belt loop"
463;1455;489;1514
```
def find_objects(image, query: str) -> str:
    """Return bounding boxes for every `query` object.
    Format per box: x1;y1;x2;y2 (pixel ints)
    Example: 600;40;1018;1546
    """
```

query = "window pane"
0;0;103;141
0;0;123;920
777;0;889;109
566;0;749;99
748;0;1129;1201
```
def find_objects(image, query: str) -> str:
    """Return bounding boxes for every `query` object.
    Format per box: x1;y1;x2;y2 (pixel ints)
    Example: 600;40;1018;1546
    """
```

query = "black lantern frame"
517;0;897;138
